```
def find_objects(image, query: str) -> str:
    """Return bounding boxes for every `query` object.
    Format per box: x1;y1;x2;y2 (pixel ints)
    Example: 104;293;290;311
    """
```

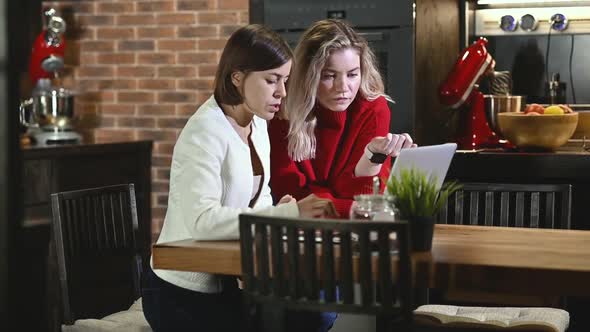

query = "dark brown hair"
214;24;293;105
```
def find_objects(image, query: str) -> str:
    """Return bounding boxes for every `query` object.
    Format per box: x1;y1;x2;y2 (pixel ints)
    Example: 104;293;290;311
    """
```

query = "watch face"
370;152;387;164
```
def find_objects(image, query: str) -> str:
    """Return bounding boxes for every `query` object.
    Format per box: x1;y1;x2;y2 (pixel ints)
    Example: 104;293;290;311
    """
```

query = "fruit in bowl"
524;103;574;115
544;105;565;115
524;103;545;115
497;112;579;150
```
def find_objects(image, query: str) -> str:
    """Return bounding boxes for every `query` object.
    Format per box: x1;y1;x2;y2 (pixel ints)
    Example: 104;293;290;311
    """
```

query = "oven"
469;2;590;106
249;0;415;134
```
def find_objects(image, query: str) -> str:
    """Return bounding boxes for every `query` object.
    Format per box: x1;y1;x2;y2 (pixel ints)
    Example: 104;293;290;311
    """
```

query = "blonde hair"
284;19;389;161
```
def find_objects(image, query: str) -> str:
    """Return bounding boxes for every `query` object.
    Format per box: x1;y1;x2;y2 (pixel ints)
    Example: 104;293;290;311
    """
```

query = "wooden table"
153;224;590;296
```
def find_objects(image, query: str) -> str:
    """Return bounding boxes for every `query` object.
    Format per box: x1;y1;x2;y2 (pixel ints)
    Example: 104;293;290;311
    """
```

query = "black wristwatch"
364;146;387;164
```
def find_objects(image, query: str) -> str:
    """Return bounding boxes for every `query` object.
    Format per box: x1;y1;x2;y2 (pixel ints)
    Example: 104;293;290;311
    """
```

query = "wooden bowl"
572;111;590;139
497;112;579;150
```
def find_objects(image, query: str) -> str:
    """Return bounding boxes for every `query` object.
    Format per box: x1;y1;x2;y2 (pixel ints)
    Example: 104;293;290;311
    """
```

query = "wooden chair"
51;184;151;331
435;182;571;306
424;182;571;332
238;214;570;332
239;214;414;332
437;183;572;230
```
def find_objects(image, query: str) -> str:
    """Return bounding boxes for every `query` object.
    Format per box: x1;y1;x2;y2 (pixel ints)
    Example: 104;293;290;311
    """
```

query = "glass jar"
350;194;399;221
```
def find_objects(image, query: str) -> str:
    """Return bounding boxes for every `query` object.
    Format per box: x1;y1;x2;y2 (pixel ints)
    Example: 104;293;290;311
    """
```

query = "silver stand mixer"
20;79;82;145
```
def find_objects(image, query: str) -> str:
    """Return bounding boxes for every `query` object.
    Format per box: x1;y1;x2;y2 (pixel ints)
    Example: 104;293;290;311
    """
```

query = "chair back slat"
396;228;413;319
322;229;336;302
439;183;571;230
559;189;572;229
358;229;373;306
112;193;123;247
239;221;254;293
455;192;464;225
286;226;299;298
515;192;525;227
340;231;354;304
500;192;510;226
270;225;284;296
439;201;448;224
255;224;270;295
239;214;413;322
51;184;141;325
531;192;541;228
484;191;494;226
303;229;319;300
544;192;555;229
468;192;479;225
377;231;393;308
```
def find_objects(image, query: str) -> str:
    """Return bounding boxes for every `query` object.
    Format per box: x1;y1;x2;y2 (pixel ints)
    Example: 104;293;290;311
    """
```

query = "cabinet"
20;140;152;331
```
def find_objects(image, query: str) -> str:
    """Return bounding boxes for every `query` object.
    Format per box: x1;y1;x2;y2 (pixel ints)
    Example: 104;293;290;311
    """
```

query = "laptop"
389;143;457;191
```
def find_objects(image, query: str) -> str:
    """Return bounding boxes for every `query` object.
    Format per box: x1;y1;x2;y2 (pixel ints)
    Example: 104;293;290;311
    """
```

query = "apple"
524;103;545;114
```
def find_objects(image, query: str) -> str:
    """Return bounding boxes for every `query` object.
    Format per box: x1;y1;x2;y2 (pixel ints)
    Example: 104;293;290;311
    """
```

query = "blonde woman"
270;19;416;219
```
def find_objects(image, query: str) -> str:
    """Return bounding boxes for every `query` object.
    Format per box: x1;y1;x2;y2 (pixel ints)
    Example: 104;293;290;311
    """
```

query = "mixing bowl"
484;95;526;138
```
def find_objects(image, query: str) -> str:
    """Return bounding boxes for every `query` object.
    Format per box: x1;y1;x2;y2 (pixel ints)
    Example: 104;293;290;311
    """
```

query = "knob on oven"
500;15;518;32
550;13;568;31
519;14;538;31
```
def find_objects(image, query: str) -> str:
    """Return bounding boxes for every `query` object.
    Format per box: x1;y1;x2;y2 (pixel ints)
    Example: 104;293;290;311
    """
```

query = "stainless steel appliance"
19;83;81;145
249;0;415;135
466;1;590;105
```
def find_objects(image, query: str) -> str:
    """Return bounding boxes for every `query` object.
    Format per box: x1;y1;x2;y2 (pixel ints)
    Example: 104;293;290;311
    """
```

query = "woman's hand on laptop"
355;133;417;177
367;133;417;158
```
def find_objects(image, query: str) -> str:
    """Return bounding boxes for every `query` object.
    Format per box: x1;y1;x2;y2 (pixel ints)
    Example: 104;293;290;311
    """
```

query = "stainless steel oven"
469;2;590;105
249;0;415;134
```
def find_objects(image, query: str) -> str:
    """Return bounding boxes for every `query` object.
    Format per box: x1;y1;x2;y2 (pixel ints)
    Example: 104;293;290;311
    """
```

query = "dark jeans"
142;267;337;332
284;288;338;332
285;310;338;332
142;268;244;332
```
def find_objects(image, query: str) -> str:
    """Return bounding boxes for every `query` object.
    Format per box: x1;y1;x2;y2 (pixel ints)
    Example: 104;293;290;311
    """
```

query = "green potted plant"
386;168;462;251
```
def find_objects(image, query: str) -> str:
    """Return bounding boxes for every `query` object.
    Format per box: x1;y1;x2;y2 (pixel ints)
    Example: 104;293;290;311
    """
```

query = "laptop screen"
388;143;457;191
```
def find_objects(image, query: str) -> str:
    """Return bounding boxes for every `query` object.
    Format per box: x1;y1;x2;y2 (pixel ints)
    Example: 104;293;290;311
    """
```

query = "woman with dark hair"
142;24;337;332
270;19;417;219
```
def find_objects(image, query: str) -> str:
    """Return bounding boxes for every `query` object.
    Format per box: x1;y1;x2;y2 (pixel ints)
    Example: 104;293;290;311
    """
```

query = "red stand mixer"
439;37;500;150
29;8;66;85
20;9;81;145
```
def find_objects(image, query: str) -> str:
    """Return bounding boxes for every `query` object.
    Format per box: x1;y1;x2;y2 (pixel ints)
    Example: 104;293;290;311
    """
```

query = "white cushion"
62;298;152;332
414;304;569;332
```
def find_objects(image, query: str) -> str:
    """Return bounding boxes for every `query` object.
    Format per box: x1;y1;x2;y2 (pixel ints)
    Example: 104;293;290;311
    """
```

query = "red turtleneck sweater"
269;96;391;218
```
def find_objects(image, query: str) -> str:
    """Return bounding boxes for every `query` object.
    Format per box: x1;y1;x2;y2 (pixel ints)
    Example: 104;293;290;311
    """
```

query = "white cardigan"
152;96;299;293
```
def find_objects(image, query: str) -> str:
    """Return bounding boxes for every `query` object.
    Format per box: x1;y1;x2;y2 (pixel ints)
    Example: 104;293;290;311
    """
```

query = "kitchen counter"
447;148;590;230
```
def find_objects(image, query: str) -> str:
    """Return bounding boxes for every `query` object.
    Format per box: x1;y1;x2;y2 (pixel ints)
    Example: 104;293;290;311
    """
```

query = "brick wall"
42;0;249;240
